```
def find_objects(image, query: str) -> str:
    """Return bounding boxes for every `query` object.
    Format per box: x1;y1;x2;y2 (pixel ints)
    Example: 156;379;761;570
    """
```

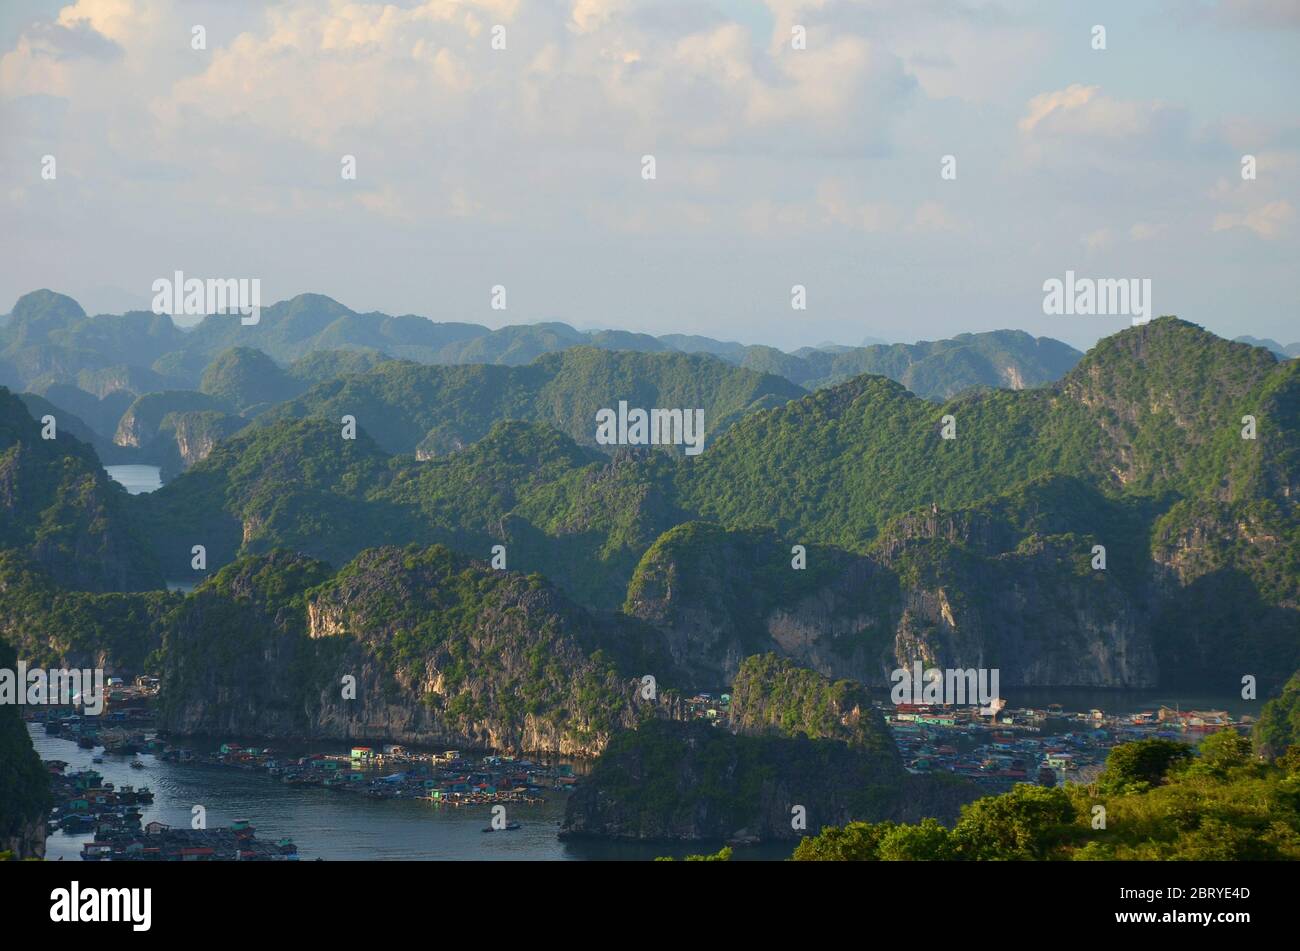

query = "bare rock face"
624;518;1158;689
162;410;245;469
113;391;229;451
2;818;47;860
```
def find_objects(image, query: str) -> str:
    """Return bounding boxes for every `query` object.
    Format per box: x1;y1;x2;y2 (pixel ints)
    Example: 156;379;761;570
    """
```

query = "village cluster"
25;681;1249;860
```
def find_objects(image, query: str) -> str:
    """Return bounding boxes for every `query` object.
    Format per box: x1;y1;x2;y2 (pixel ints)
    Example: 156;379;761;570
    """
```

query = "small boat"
80;842;113;861
481;822;522;833
91;755;104;764
59;814;95;833
129;760;145;769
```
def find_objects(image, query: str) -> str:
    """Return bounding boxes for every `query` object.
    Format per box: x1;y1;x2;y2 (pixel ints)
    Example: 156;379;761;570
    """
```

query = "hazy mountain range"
1;289;1086;475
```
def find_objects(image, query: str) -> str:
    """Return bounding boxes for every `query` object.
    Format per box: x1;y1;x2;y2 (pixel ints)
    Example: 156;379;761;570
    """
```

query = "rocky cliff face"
624;519;1158;689
0;639;51;859
113;390;229;451
2;818;47;860
1146;499;1300;687
159;410;245;470
156;547;683;756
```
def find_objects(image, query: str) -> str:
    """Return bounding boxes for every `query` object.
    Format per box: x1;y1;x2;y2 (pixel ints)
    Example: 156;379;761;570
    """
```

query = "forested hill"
1;316;1295;706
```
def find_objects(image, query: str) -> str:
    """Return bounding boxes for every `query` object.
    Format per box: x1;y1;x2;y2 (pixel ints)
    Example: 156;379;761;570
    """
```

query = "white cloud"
57;0;143;45
0;0;1296;348
1213;200;1295;238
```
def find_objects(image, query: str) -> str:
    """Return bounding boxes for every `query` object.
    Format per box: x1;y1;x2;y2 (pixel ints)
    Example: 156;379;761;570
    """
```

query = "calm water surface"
30;727;784;861
104;464;163;495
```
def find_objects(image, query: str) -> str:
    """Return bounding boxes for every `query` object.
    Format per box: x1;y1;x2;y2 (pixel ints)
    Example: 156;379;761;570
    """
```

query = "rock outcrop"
560;719;974;843
624;518;1158;689
0;639;51;860
156;546;683;756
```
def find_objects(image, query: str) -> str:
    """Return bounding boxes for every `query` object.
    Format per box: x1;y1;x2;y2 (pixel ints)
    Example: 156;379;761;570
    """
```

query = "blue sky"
1;0;1296;351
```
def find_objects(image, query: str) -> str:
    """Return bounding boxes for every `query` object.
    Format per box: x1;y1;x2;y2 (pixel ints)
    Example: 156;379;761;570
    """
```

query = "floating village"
675;691;1253;792
884;701;1251;791
25;678;1254;859
44;761;297;861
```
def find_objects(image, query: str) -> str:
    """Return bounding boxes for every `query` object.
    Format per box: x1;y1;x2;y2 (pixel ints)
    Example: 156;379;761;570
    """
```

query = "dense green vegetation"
262;346;804;457
66;316;1293;690
729;653;894;754
2;297;1297;856
792;732;1300;860
736;329;1080;397
136;415;686;609
198;347;301;411
0;386;161;591
2;291;1088;476
563;718;923;841
654;846;734;861
0;552;178;671
679;319;1290;547
1255;670;1300;758
154;544;676;751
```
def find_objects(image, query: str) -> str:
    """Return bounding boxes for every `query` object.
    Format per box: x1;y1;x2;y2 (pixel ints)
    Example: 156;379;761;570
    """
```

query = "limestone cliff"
624;517;1157;689
156;547;684;756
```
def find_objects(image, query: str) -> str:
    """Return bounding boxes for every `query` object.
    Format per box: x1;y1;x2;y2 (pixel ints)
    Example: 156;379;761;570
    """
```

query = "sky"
1;0;1297;352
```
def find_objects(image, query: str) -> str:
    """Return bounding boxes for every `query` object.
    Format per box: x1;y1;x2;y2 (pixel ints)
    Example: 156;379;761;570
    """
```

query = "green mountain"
562;661;972;842
263;347;806;457
660;320;1297;687
0;551;179;671
3;290;1087;431
679;319;1292;539
737;330;1081;398
156;545;677;755
728;653;893;752
2;290;1098;488
559;719;918;842
0;386;161;591
198;346;300;412
128;317;1298;690
138;415;685;611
